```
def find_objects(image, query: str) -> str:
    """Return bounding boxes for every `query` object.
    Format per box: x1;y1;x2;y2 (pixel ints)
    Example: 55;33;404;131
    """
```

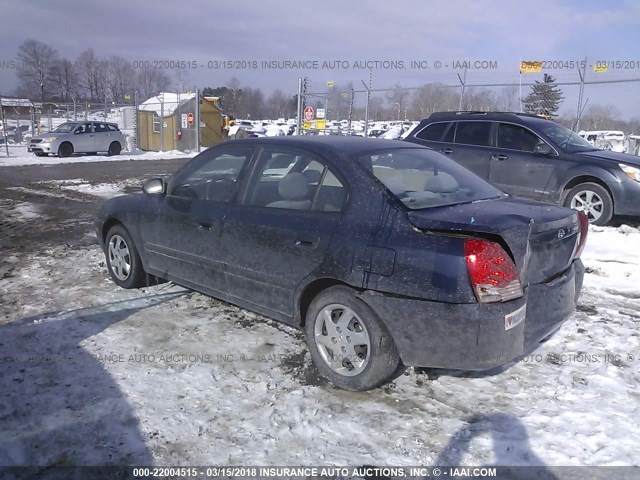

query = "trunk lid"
408;197;580;286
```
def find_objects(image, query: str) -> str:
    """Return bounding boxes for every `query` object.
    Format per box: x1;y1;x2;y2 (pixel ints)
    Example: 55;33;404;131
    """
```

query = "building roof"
0;97;34;108
139;92;196;117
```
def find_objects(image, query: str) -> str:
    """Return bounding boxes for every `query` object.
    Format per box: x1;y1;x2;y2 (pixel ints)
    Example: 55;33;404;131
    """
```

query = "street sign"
303;106;314;122
181;114;188;128
316;108;326;119
187;112;194;126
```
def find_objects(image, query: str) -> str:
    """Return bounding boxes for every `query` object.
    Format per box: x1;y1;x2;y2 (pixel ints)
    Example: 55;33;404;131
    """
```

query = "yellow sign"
520;61;542;73
327;81;334;87
594;63;608;73
124;94;131;101
303;119;327;130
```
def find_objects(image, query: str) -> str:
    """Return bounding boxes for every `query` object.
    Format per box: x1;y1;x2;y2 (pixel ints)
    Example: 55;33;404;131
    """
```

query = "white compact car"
28;121;125;157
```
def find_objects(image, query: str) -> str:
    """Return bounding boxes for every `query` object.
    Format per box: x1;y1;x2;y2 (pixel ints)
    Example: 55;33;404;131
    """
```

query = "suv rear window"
415;122;451;141
356;148;503;209
454;121;492;146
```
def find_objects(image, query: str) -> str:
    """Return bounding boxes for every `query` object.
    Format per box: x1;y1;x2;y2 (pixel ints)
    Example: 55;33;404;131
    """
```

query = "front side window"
169;145;253;202
537;121;597;153
454;121;492;146
246;148;346;212
497;123;543;152
152;114;160;133
357;148;503;210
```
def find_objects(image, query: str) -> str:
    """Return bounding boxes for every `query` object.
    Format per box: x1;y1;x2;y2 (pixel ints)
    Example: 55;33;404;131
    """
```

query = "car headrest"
426;172;459;193
278;172;309;200
303;169;323;184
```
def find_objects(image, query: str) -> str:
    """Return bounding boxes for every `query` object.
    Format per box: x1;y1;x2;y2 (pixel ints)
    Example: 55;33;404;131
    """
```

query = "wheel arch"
561;175;614;204
295;278;356;327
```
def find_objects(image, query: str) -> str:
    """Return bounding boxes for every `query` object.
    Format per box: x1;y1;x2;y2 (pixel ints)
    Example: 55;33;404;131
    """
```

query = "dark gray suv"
404;111;640;225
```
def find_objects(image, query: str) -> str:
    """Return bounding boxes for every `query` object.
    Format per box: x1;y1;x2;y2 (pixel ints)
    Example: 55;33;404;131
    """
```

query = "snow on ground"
0;144;197;167
0;198;639;471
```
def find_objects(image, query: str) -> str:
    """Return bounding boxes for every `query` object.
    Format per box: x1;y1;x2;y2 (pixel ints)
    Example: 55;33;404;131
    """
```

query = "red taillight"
465;239;523;303
573;211;589;259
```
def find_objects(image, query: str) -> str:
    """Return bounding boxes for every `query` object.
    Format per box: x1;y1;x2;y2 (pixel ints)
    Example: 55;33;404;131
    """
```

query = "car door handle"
193;221;213;231
441;148;454;154
492;154;508;161
295;238;319;248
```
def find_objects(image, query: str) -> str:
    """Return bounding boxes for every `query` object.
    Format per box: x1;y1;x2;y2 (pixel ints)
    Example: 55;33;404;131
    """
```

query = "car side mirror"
143;178;167;195
534;142;553;155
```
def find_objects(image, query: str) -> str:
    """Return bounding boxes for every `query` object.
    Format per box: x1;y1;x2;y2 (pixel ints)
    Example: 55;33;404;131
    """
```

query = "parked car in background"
95;137;586;390
404;111;640;225
28;121;125;157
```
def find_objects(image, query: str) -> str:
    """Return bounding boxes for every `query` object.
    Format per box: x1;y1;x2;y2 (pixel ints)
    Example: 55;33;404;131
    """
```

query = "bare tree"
461;87;499;111
16;39;59;102
409;83;458;119
265;89;290;119
51;58;79;102
136;69;171;100
386;83;408;120
580;104;622;131
75;49;107;100
497;85;519;112
104;55;135;103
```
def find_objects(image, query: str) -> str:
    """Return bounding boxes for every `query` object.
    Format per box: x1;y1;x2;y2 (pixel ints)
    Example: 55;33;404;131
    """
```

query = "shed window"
153;113;160;133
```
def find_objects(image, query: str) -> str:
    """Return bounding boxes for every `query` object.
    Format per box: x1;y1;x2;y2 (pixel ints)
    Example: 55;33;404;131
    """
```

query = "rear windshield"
356;147;504;209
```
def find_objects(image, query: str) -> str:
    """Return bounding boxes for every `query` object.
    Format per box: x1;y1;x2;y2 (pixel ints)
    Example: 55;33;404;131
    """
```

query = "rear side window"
454;121;492;146
415;122;451;141
94;123;107;133
246;148;346;212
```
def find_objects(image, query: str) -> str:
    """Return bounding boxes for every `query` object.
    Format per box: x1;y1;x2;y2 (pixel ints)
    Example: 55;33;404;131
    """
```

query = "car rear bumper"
358;259;584;370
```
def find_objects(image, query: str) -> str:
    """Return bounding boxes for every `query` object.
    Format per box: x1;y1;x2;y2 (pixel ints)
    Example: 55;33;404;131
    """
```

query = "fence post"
159;94;164;152
134;91;139;151
195;87;201;153
296;78;303;135
457;68;467;110
0;98;9;157
574;57;588;132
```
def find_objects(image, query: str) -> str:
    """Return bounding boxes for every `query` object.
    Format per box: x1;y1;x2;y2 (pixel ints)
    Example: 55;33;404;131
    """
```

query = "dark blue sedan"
95;137;587;390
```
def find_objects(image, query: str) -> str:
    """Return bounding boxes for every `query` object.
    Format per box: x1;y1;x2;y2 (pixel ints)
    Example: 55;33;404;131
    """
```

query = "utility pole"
575;57;588;132
457;68;467;111
296;78;303;135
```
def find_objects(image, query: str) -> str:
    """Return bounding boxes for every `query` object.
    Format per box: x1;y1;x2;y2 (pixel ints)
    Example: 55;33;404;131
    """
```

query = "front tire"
304;286;402;391
58;142;73;158
108;142;122;156
563;182;613;226
104;225;145;288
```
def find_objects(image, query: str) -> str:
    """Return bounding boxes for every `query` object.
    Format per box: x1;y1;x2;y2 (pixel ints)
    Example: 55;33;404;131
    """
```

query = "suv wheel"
305;286;402;391
563;182;613;226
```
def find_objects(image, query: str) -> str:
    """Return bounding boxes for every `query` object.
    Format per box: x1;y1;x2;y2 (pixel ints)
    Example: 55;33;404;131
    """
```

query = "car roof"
226;135;422;155
423;111;554;123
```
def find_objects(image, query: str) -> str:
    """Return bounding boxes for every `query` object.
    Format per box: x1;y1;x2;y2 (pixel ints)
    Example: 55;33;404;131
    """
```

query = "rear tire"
563;182;613;226
108;142;122;156
104;224;146;289
304;286;402;391
58;142;73;158
34;152;46;157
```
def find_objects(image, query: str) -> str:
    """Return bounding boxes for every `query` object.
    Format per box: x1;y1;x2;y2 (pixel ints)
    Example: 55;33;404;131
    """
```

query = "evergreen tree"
523;74;565;117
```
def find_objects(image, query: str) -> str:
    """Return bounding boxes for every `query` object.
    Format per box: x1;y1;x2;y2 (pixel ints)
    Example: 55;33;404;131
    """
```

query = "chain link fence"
302;69;640;151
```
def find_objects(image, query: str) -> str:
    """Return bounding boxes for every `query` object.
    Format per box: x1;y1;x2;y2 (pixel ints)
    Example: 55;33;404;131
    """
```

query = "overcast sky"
1;0;639;117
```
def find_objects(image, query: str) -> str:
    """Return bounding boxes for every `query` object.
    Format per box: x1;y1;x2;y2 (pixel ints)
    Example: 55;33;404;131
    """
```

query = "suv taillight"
573;211;589;259
465;239;523;303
